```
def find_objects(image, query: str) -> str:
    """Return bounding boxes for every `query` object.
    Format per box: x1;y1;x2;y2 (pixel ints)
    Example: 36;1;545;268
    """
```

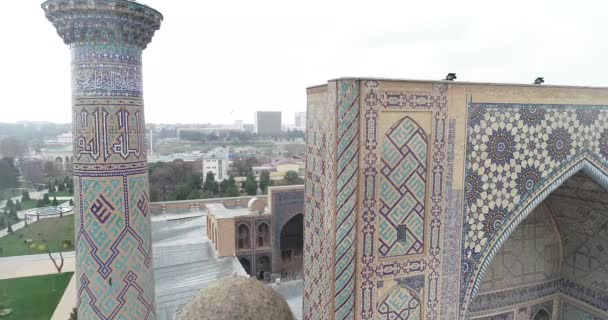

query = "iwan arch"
304;78;608;320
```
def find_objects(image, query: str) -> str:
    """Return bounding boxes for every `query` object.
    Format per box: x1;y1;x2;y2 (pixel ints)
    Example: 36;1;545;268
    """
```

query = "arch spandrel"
461;103;608;316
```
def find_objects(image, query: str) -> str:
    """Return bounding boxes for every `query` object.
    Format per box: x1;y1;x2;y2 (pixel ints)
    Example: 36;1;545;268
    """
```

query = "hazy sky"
2;0;608;124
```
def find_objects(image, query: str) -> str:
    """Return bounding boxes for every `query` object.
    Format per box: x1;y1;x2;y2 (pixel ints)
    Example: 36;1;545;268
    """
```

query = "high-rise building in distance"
295;112;306;130
254;111;282;136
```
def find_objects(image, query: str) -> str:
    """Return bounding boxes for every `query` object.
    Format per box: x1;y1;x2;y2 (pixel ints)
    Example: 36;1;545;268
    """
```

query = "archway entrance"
238;257;251;275
279;213;303;277
467;172;608;319
256;255;271;280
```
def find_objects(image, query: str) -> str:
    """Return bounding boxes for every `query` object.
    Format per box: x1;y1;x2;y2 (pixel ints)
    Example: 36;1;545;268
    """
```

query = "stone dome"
178;276;295;320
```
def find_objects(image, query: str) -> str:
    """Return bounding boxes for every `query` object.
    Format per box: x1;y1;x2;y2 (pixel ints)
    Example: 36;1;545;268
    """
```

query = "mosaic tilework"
360;81;448;319
379;117;427;257
43;2;162;318
461;103;608;316
377;285;422;320
440;119;462;319
334;80;360;320
560;300;605;320
303;84;336;320
271;189;304;274
472;311;514;320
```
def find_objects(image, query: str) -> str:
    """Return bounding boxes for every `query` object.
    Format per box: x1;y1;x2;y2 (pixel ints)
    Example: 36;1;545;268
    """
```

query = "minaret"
42;1;162;318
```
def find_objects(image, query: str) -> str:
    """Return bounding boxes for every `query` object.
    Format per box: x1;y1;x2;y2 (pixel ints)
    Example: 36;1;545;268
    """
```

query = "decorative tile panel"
360;81;448;319
378;117;427;257
377;284;422;320
303;83;336;320
334;80;360;320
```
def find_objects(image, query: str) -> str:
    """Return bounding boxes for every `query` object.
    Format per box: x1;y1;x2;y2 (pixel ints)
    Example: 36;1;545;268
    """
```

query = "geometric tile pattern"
560;300;605;320
462;103;608;316
477;206;560;293
303;83;337;320
472;312;514;320
377;284;422;320
379;117;426;257
360;81;448;319
545;173;608;295
43;2;162;319
334;80;360;320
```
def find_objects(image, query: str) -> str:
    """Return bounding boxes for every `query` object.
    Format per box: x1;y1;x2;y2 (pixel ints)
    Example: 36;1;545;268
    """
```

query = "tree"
46;180;54;192
283;170;303;185
5;199;14;212
203;172;219;195
259;170;271;193
22;190;30;201
38;244;64;273
244;170;258;196
0;158;18;192
225;184;241;197
21;159;45;184
43;161;59;178
43;193;51;205
0;137;27;159
222;176;240;197
9;207;17;220
52;196;59;206
15;200;22;212
233;157;260;176
30;139;44;154
69;199;74;206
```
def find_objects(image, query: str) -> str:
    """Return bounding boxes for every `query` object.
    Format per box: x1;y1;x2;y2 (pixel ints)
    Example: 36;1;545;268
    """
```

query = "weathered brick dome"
178;276;295;320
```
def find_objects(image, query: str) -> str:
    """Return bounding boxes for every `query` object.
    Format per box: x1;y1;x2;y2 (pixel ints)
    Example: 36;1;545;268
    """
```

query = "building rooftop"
204;147;229;160
206;203;267;218
153;212;247;320
269;280;303;320
308;77;608;90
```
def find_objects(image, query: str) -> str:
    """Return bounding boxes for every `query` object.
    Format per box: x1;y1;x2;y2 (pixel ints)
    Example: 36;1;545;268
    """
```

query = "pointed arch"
237;223;250;250
532;308;551;320
464;156;608;316
256;221;270;248
378;116;428;257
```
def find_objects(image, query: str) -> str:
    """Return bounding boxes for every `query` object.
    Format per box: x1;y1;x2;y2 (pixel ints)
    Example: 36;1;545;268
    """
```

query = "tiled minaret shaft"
43;1;162;318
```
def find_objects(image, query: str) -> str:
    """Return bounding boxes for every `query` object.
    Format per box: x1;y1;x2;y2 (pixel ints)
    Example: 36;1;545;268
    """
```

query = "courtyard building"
304;77;608;320
207;185;304;281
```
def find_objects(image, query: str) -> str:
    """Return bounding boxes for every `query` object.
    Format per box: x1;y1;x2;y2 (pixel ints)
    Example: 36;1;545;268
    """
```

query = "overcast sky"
1;0;607;125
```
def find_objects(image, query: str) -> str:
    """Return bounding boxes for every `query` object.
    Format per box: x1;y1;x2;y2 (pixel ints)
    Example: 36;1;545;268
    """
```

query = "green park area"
0;272;73;320
0;215;75;257
48;191;72;198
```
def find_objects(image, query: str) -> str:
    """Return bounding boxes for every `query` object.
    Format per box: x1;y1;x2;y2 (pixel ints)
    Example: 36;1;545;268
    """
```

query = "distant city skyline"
3;1;608;124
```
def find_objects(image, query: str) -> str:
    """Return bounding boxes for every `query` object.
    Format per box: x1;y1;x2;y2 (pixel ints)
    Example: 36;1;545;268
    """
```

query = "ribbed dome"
178;276;295;320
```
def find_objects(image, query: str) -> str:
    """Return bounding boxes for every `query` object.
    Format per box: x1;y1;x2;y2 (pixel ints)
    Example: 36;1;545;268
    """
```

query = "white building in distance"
203;147;230;181
295;112;306;130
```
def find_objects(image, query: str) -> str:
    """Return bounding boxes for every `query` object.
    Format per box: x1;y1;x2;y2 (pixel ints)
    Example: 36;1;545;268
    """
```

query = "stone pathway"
51;272;77;320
